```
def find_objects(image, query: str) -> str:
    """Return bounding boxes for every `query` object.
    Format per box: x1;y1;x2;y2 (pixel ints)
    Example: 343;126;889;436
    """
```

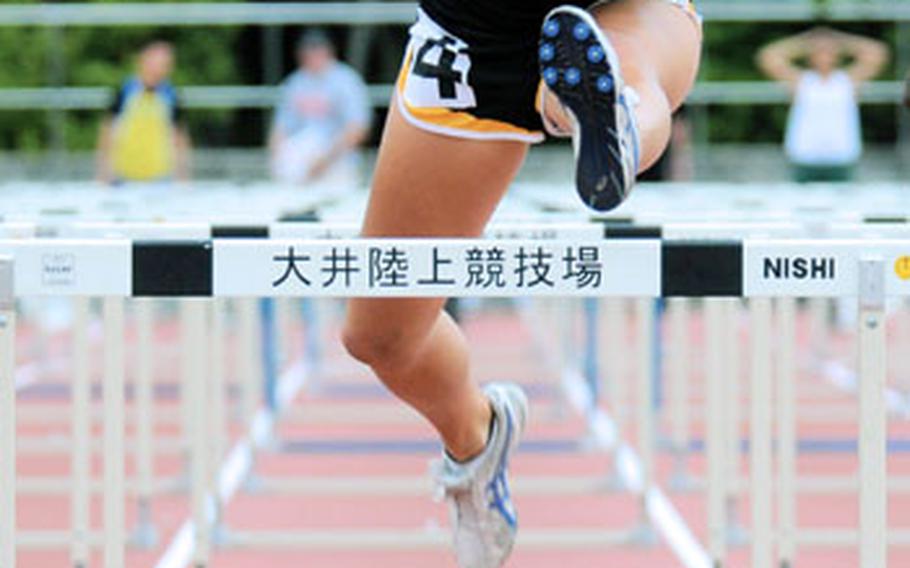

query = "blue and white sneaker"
433;383;529;568
539;5;641;212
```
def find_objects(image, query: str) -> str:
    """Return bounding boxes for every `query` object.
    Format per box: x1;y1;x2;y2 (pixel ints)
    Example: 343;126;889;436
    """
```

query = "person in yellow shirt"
95;41;192;184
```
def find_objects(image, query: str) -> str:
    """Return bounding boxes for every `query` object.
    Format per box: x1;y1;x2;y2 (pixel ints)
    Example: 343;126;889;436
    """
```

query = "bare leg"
543;0;702;170
343;102;527;460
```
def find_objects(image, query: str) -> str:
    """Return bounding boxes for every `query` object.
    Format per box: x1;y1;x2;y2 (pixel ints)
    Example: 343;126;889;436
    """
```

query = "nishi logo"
896;256;910;281
42;254;76;286
763;256;836;280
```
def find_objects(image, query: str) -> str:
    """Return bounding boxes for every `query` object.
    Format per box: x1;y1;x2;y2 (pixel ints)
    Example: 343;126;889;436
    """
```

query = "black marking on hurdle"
132;241;213;297
863;215;908;224
603;225;662;239
592;216;634;225
211;225;270;239
279;209;321;223
661;241;743;297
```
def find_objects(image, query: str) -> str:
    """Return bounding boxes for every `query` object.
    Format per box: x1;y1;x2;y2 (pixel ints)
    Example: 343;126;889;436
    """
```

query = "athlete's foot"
539;5;641;212
433;382;529;568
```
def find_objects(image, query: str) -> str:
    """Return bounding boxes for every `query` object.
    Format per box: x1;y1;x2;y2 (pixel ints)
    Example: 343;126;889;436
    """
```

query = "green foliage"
0;0;241;151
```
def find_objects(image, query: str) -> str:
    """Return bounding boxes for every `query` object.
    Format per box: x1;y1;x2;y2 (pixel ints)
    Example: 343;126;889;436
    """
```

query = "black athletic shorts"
395;0;699;143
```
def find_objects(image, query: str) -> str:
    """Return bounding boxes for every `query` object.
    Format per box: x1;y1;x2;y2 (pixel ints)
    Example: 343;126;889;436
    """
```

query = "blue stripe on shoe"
486;410;517;529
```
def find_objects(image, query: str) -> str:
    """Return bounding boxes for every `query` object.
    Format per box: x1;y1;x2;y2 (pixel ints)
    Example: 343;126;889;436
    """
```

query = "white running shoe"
539;5;642;212
432;382;530;568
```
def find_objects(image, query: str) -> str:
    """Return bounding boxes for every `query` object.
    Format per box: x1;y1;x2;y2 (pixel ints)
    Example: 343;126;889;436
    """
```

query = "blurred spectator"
758;27;889;183
96;41;191;184
269;29;370;189
904;69;910;110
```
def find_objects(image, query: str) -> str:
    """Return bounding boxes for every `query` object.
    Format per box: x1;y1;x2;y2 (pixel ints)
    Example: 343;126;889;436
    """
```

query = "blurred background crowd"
0;0;906;186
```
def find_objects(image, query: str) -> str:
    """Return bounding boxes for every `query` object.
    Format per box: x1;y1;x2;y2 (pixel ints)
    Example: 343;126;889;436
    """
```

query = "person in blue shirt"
269;29;371;189
95;41;192;184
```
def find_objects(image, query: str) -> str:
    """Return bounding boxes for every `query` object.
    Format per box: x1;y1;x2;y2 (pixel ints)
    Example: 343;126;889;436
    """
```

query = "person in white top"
758;27;889;182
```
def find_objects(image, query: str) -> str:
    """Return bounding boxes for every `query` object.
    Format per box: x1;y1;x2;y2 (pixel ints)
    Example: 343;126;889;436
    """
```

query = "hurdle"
5;184;899;564
1;234;907;568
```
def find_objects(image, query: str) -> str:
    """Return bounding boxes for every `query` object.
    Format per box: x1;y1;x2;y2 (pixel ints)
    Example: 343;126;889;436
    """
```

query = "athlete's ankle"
444;400;495;463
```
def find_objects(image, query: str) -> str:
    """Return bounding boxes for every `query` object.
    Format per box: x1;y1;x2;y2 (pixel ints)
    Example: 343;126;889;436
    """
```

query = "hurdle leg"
894;299;910;404
666;298;693;490
179;301;194;480
186;300;211;567
602;299;626;430
776;297;797;568
602;298;628;487
103;297;126;568
259;299;278;414
556;299;577;384
209;299;227;540
275;297;293;366
723;300;745;544
749;298;773;568
705;299;727;567
634;298;657;543
301;299;323;376
583;298;600;407
132;298;157;548
0;258;16;568
236;298;263;488
71;298;90;567
237;298;261;429
858;259;887;568
807;298;829;362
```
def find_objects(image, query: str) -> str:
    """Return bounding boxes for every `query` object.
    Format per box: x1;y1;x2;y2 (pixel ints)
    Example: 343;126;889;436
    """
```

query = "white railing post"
0;257;16;568
71;297;91;567
749;297;772;568
858;258;887;568
103;297;126;568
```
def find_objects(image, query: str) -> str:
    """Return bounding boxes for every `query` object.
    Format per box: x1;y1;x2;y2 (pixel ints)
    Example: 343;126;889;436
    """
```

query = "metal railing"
0;81;901;112
0;1;907;26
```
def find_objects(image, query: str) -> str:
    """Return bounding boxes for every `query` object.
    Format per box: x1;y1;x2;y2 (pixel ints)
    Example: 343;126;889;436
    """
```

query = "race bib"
402;10;477;109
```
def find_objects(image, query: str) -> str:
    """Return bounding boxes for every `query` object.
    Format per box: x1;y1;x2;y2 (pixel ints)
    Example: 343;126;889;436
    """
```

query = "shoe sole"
539;6;630;212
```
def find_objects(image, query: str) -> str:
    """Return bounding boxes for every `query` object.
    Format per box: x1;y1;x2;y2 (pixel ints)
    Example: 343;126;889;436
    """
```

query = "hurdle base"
725;522;748;547
243;472;266;494
128;501;159;549
129;521;159;550
627;520;658;547
668;471;697;493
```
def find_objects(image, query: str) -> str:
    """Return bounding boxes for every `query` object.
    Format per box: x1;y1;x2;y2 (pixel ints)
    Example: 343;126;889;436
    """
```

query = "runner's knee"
342;318;424;372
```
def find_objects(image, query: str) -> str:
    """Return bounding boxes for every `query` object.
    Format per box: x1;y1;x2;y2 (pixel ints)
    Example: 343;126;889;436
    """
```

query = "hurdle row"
1;236;908;568
517;181;910;223
6;221;910;504
1;180;909;230
5;216;910;560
